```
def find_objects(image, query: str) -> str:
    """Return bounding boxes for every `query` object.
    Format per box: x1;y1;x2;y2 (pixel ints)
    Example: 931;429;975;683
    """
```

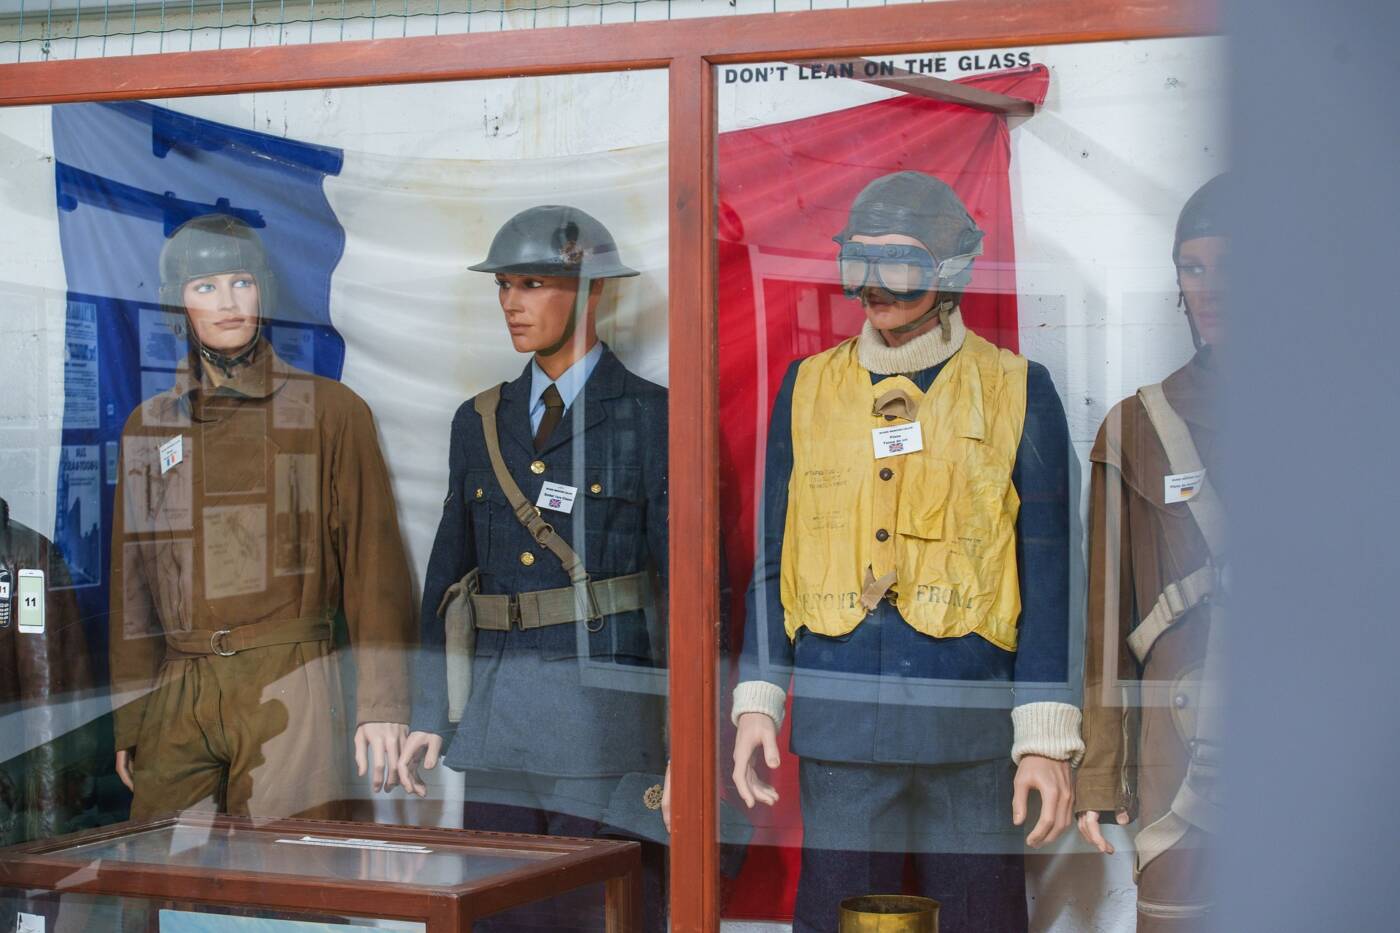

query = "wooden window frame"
0;1;1218;928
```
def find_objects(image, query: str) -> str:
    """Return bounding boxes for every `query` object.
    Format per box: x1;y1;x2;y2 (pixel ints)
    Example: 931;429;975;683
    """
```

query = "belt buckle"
582;580;605;633
508;595;523;630
210;629;237;657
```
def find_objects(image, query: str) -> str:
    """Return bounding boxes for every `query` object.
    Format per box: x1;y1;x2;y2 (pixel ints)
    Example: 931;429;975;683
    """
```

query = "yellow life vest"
779;330;1027;650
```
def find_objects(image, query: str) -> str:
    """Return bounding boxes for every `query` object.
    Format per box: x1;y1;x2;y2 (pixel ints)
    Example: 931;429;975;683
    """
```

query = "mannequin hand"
1077;809;1131;855
397;731;444;799
355;722;408;793
731;712;781;808
661;761;672;833
115;748;136;792
1012;754;1074;848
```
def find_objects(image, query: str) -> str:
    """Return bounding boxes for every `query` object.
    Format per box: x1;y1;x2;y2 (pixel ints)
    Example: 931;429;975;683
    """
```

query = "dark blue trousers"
794;758;1028;933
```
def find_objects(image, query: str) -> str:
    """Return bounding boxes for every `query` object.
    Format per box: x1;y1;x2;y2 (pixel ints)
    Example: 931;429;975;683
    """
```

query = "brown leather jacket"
0;500;97;844
1077;348;1221;827
108;341;415;750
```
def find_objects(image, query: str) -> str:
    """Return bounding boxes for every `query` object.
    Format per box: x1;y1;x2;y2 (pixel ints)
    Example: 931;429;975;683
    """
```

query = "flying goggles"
837;241;982;302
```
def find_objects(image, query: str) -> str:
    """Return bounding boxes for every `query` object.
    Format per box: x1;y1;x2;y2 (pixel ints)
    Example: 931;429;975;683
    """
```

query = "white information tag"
1164;469;1207;504
872;422;924;459
536;481;578;514
17;912;44;933
158;435;184;474
17;569;44;634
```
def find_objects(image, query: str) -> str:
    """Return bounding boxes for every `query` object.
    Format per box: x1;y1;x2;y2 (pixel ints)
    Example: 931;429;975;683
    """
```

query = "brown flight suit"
109;340;414;821
1077;348;1220;931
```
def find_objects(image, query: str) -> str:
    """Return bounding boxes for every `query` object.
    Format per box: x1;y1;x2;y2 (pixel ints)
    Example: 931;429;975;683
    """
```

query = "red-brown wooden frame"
0;2;1218;929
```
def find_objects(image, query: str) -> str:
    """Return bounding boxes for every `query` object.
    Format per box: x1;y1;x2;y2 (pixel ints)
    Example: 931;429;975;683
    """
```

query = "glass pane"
716;38;1226;931
1;68;668;931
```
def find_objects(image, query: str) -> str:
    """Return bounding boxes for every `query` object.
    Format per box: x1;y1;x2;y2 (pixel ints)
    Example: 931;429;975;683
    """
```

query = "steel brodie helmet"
469;205;639;280
833;171;984;303
159;213;276;315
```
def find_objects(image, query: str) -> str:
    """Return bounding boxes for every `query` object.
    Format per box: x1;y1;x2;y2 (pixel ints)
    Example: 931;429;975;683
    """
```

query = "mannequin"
109;213;415;820
399;205;670;933
730;172;1081;932
1076;174;1228;930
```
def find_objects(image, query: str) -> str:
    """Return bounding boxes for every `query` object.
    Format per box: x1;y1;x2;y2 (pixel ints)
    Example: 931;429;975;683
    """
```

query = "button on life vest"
780;331;1027;650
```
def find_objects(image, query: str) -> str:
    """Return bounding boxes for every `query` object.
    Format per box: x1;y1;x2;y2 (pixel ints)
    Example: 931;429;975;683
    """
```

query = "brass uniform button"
875;528;890;542
520;551;536;566
590;482;603;494
475;488;484;500
530;460;546;475
643;784;664;810
879;467;894;481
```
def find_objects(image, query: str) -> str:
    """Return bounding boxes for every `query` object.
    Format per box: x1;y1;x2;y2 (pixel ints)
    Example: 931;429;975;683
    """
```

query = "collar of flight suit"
169;338;292;420
497;341;627;457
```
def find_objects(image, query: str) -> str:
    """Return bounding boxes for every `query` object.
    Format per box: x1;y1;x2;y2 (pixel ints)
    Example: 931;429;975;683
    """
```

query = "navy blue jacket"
739;354;1074;765
411;346;668;777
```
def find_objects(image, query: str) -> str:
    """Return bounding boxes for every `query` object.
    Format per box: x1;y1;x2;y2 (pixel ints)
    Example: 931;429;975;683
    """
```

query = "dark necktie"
534;383;565;451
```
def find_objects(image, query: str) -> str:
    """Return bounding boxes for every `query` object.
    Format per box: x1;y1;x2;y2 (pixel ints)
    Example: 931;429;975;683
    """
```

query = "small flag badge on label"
1164;469;1207;504
159;435;184;475
536;481;578;514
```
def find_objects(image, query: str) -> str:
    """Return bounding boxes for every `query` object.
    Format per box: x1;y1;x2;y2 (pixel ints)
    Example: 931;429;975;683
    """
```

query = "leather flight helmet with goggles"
470;205;638;357
834;171;985;306
159;213;275;377
1172;173;1229;349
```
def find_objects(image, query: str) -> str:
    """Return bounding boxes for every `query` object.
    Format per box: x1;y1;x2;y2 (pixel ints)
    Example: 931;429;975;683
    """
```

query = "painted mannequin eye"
232;277;257;289
190;282;216;294
524;279;545;288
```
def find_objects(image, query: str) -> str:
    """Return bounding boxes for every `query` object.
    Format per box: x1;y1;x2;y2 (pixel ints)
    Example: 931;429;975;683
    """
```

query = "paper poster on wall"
122;435;193;533
55;444;102;588
269;325;315;371
274;453;318;577
63;301;100;430
140;307;190;370
202;504;267;599
160;909;424;932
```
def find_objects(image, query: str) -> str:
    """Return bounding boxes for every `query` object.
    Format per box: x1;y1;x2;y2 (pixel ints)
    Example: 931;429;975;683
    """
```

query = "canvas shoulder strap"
1125;383;1227;662
474;386;588;585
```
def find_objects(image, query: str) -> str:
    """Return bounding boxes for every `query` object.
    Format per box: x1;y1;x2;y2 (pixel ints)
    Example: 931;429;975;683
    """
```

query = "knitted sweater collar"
857;307;967;375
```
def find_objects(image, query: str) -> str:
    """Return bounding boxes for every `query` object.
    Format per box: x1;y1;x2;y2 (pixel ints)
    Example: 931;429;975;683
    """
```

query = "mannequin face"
849;233;942;345
1177;235;1227;346
182;272;261;352
494;273;600;355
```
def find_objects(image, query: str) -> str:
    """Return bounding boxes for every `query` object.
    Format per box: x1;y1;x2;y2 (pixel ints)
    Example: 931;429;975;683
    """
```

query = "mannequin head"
834;172;983;347
1173;174;1230;348
495;273;604;357
160;213;274;376
471;204;638;377
182;272;262;352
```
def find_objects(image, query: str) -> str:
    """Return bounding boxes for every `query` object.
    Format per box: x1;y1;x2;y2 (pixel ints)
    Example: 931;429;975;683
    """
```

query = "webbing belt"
164;616;332;658
471;571;651;631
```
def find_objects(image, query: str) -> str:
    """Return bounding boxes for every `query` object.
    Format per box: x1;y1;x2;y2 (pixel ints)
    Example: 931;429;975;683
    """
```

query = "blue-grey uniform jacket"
739;356;1073;766
411;346;668;777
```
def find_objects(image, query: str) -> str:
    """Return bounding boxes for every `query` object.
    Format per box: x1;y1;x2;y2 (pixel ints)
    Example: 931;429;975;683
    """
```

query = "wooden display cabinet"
0;813;641;931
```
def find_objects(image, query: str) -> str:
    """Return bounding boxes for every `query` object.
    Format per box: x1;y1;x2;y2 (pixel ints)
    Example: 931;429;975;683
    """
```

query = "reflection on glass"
2;69;669;933
717;40;1225;931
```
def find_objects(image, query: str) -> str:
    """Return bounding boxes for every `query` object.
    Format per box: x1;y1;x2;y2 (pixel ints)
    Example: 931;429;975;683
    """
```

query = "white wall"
0;27;1224;932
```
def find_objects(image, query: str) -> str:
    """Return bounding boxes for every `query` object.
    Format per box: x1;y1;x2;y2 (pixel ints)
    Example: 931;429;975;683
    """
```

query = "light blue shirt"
528;341;604;434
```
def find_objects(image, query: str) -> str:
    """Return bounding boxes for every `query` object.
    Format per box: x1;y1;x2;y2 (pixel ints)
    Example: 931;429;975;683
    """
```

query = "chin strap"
1180;291;1205;351
538;275;592;359
885;297;956;339
189;314;262;381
